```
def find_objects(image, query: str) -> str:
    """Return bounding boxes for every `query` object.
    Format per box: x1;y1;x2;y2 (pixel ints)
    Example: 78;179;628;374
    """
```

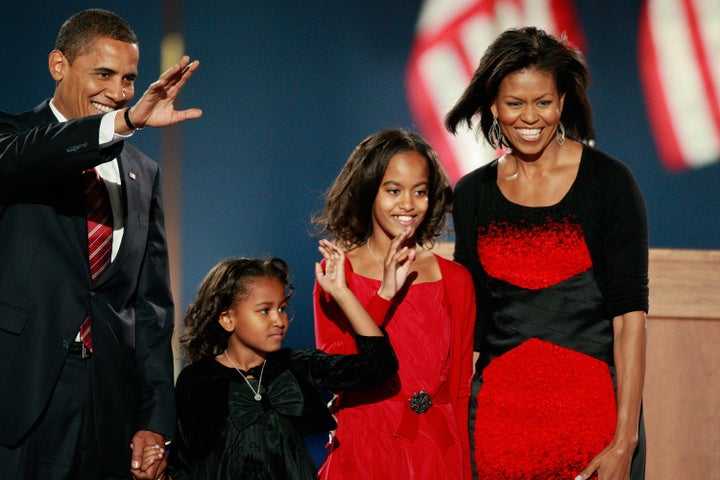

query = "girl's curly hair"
313;129;452;250
180;257;294;361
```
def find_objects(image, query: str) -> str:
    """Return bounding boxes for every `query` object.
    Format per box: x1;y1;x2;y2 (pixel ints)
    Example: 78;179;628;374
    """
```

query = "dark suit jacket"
0;100;175;475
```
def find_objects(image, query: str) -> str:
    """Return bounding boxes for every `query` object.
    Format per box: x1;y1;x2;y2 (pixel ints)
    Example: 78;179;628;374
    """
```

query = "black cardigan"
452;145;649;348
169;334;398;473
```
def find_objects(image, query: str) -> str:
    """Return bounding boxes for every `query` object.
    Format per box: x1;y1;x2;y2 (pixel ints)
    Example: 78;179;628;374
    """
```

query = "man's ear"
48;49;67;82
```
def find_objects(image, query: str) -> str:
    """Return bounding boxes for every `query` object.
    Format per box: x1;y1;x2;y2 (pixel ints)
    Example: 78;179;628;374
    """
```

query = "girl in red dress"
313;129;476;479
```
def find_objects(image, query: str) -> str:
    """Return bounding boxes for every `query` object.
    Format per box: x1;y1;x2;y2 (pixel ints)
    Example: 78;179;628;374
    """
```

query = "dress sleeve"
294;335;399;392
443;259;476;480
167;369;192;480
313;257;392;354
452;171;492;352
584;153;649;316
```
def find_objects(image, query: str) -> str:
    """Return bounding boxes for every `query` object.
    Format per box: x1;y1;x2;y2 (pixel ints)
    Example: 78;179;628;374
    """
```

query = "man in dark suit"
0;9;201;480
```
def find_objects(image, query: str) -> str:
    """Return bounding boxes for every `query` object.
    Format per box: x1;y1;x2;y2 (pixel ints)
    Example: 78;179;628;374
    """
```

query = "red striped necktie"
79;168;113;351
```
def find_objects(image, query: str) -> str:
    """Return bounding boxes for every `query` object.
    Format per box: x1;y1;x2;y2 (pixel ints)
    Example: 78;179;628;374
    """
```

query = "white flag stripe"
523;0;556;32
461;16;503;67
454;128;500;174
648;0;720;167
691;0;720;145
418;45;484;176
695;0;720;97
416;0;476;36
494;2;524;28
418;46;468;114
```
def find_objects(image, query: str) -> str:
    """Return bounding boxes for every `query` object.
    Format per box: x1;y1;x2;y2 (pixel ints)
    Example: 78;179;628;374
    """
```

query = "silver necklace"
366;241;384;273
224;350;266;401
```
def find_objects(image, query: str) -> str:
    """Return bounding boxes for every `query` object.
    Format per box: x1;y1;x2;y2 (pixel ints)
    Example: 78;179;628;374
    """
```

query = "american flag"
406;0;720;180
639;0;720;170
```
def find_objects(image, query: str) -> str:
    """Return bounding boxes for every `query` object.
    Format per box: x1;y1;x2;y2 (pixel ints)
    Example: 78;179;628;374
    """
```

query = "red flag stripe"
638;2;684;170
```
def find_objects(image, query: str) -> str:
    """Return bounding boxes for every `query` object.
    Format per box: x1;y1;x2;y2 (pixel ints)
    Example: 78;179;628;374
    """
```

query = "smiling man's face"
49;35;139;119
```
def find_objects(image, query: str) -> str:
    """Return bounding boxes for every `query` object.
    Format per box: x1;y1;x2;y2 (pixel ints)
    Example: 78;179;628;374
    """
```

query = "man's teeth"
92;102;115;114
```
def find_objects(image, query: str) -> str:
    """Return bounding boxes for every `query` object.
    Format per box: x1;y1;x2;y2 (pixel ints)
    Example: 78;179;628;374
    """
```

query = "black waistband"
480;269;613;368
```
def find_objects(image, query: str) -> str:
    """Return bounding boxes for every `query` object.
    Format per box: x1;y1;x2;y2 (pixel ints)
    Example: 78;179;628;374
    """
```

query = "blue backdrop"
3;0;718;368
2;4;718;460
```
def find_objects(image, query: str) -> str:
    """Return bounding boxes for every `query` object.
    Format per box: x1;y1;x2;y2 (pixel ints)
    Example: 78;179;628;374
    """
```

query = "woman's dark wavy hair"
313;129;452;250
180;257;294;361
445;26;593;145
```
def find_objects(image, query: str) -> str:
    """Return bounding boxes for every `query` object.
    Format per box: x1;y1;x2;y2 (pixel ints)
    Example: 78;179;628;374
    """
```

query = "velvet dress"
452;147;648;480
314;255;475;479
167;335;398;480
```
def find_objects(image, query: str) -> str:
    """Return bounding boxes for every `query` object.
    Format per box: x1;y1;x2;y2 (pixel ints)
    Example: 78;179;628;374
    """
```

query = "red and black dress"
452;146;648;480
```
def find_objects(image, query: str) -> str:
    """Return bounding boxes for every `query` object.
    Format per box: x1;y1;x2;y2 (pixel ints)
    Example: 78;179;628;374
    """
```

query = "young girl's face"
371;150;430;242
220;276;290;359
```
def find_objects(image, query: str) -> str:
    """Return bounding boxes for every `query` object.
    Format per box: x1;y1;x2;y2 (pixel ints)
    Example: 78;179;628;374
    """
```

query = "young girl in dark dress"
157;240;404;479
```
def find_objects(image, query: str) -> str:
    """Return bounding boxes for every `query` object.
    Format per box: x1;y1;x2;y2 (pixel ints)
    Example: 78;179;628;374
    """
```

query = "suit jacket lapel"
100;148;136;282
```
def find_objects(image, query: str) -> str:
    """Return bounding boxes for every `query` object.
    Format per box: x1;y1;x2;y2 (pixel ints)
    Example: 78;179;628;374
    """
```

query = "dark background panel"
2;0;717;366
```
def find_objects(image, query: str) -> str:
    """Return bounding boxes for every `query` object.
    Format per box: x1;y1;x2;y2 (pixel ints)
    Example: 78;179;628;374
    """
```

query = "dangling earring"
555;121;566;146
489;116;504;148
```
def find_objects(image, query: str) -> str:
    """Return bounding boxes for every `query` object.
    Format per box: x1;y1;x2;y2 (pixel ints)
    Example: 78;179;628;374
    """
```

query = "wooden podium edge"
648;248;720;320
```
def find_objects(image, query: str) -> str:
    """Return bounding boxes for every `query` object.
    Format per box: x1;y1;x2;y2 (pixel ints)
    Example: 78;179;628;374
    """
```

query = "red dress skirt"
474;338;616;479
316;269;469;480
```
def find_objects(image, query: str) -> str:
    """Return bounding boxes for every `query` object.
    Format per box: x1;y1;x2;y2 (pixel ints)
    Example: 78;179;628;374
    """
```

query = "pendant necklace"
366;241;384;274
224;350;266;401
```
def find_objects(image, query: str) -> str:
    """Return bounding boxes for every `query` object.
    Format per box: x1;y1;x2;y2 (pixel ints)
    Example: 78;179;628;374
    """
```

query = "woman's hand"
574;436;636;480
576;310;644;479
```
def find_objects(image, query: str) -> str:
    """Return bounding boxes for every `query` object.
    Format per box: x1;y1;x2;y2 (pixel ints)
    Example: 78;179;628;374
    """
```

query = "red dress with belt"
314;254;475;479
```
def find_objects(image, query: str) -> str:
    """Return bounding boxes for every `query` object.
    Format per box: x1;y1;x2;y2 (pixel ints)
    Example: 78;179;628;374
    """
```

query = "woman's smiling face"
491;67;565;158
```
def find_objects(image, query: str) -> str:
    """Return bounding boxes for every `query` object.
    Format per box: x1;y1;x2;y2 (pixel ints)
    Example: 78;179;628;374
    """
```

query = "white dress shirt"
49;101;133;260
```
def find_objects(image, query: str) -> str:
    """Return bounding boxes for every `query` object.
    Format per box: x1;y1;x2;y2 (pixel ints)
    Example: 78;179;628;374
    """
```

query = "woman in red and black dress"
446;27;648;480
